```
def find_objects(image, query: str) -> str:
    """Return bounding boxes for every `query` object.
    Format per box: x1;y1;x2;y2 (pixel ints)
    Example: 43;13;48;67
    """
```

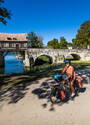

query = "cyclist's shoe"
71;93;75;98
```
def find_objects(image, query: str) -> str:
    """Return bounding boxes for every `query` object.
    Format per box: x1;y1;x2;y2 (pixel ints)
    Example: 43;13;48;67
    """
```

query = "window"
7;37;12;40
24;43;27;47
5;43;9;47
26;36;29;39
13;38;17;40
16;44;19;49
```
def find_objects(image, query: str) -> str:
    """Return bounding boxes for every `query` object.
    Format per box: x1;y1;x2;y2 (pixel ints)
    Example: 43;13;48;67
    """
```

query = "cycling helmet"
64;59;71;64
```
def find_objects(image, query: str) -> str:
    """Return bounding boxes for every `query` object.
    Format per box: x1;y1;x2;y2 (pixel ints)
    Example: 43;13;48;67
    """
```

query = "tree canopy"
47;37;68;49
47;38;59;49
27;32;43;48
0;0;11;24
59;37;68;49
73;21;90;48
47;21;90;49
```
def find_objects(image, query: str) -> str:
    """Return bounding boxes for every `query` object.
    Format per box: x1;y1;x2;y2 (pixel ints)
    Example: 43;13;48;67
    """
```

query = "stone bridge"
1;48;90;67
24;49;90;67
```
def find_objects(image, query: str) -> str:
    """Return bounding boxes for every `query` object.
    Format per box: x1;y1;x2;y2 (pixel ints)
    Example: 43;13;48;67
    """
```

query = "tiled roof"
0;33;27;42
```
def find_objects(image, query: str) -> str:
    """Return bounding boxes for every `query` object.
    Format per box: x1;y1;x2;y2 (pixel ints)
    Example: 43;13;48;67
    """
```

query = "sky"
0;0;90;45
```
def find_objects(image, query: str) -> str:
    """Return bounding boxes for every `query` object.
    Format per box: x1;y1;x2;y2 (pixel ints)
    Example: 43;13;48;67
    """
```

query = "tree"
72;38;77;49
47;38;59;49
59;37;68;49
27;32;43;48
68;42;73;47
74;21;90;48
0;0;11;24
37;36;43;48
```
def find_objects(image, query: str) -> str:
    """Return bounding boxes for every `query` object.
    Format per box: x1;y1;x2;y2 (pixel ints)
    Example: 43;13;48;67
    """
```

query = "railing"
0;47;27;51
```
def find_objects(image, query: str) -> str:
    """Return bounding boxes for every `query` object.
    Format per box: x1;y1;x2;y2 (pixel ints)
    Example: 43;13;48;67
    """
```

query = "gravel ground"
0;72;90;125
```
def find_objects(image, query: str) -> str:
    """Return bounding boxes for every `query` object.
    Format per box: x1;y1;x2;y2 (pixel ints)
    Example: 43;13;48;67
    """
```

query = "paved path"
0;75;90;125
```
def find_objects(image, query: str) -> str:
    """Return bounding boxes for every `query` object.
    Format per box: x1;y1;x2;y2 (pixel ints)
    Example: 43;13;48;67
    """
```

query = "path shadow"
32;69;88;111
0;65;59;105
0;74;40;105
79;87;86;93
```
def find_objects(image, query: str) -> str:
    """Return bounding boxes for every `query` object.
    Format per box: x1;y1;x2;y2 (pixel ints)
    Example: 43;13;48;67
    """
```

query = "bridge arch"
65;53;81;60
34;54;53;65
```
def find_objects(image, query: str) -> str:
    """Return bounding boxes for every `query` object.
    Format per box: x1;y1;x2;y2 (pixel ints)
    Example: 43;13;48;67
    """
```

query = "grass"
72;60;90;63
72;60;90;69
0;60;90;91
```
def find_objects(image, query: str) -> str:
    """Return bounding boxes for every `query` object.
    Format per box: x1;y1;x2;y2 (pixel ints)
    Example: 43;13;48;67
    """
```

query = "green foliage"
73;21;90;48
47;38;59;49
67;42;73;47
39;56;49;62
72;39;77;48
47;37;68;49
65;55;74;60
27;32;43;48
0;0;11;24
59;37;68;49
65;54;80;60
35;55;52;65
71;54;81;60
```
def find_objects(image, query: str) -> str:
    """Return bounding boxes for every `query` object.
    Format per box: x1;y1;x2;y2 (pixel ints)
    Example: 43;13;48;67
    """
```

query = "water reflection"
0;53;24;74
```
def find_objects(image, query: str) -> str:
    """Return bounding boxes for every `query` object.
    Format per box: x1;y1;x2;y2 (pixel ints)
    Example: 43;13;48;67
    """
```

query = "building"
68;46;72;49
0;33;28;49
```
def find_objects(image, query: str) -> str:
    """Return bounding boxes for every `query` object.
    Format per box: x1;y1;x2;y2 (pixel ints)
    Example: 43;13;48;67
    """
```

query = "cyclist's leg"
70;79;75;97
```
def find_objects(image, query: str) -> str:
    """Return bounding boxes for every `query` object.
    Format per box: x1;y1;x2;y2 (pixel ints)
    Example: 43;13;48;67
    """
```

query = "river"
0;53;24;74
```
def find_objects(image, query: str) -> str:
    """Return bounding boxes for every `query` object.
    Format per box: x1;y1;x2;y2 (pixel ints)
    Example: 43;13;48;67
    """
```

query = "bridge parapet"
27;49;90;64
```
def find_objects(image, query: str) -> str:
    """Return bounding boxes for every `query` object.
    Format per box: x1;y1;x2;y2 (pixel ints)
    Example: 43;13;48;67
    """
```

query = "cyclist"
62;59;76;97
